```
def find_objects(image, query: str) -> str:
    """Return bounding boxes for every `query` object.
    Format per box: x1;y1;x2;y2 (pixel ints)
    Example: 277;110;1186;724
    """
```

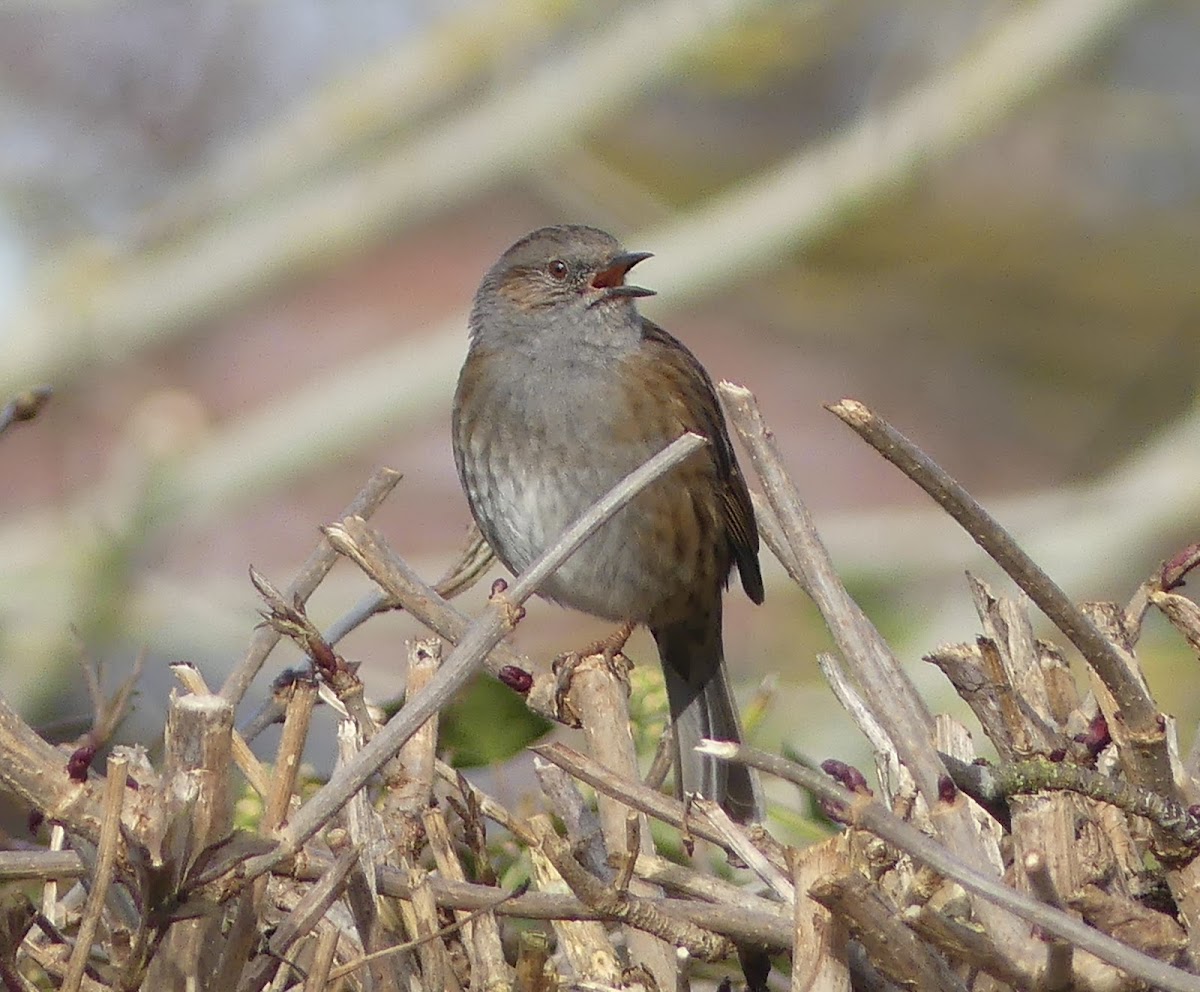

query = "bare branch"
225;433;707;889
60;756;126;992
219;467;402;706
827;400;1168;775
722;382;1026;949
701;740;1200;992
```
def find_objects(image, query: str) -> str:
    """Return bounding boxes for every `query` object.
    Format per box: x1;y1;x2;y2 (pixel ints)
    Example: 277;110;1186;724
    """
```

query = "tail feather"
653;606;763;823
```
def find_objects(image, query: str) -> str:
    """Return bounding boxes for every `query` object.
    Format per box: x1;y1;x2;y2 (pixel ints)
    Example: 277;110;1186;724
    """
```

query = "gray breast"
462;371;692;620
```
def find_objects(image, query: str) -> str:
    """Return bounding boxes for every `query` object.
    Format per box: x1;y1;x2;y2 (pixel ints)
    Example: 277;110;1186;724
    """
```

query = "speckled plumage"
452;225;763;821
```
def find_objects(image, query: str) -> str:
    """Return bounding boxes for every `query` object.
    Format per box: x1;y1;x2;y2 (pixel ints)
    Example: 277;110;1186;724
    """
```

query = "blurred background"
0;0;1197;823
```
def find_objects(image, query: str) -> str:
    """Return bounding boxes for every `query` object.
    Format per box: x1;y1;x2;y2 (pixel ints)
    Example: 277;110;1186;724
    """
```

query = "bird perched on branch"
452;224;764;822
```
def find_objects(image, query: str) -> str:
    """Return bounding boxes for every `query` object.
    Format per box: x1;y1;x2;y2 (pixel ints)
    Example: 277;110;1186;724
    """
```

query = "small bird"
452;225;764;822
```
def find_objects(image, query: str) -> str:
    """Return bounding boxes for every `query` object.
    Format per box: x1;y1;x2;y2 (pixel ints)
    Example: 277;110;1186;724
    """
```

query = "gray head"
468;225;655;350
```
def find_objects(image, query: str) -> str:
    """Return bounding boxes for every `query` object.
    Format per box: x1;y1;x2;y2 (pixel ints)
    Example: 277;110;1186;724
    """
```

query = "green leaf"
441;675;553;768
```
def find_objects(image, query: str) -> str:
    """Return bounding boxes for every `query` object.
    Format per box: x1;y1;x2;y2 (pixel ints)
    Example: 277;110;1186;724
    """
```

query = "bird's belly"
463;434;709;625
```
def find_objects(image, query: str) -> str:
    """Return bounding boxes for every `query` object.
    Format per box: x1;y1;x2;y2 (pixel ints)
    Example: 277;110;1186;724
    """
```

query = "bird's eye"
547;259;569;280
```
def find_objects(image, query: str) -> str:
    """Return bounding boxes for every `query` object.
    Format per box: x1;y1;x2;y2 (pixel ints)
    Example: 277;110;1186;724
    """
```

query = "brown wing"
638;319;764;604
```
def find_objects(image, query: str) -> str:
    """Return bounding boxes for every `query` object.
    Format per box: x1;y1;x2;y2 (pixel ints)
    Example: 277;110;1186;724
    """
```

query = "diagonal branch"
217;432;707;890
703;741;1200;992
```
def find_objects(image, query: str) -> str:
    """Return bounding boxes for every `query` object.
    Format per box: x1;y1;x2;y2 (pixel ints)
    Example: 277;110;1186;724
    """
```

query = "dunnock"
453;225;764;822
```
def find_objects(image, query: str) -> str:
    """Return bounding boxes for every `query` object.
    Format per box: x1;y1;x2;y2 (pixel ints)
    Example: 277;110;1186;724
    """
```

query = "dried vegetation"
2;385;1200;992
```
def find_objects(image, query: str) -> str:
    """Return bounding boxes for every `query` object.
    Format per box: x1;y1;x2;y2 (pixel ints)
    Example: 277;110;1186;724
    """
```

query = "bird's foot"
551;622;637;717
578;620;636;679
551;653;583;722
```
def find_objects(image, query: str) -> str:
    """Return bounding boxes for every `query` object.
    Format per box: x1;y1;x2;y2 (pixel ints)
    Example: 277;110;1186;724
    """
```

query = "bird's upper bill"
590;251;656;300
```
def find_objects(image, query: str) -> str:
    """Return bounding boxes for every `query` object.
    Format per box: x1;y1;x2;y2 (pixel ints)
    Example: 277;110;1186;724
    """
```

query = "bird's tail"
653;606;763;823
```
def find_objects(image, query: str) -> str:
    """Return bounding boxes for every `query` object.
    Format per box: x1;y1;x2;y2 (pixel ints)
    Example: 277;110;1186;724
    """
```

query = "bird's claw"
550;621;636;720
551;651;585;724
578;620;636;680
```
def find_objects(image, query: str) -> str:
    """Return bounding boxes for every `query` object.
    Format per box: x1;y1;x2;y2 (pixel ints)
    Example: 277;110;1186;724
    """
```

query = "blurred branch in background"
833;394;1200;652
0;0;1152;569
0;0;781;400
822;394;1200;584
9;387;1200;990
0;0;1191;748
138;0;579;240
643;0;1150;298
0;0;1166;714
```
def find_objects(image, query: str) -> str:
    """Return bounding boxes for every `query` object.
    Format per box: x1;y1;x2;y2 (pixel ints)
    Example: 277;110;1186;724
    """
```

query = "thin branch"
264;677;319;832
222;433;707;889
628;854;784;918
721;382;1025;949
532;741;791;892
249;567;377;735
328;884;527;982
219;467;402;707
1022;851;1073;992
435;759;536;847
209;675;317;992
1154;589;1200;662
701;740;1200;992
720;384;938;798
697;802;794;902
0;851;82;881
324;523;493;646
296;858;796;949
827;400;1162;750
532;756;609;878
942;753;1200;848
237;846;359;992
532;820;734;963
61;756;126;992
614;814;640;894
323;516;561;723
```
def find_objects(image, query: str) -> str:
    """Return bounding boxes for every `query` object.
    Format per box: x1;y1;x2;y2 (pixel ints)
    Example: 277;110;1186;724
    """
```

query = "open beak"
590;251;656;300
